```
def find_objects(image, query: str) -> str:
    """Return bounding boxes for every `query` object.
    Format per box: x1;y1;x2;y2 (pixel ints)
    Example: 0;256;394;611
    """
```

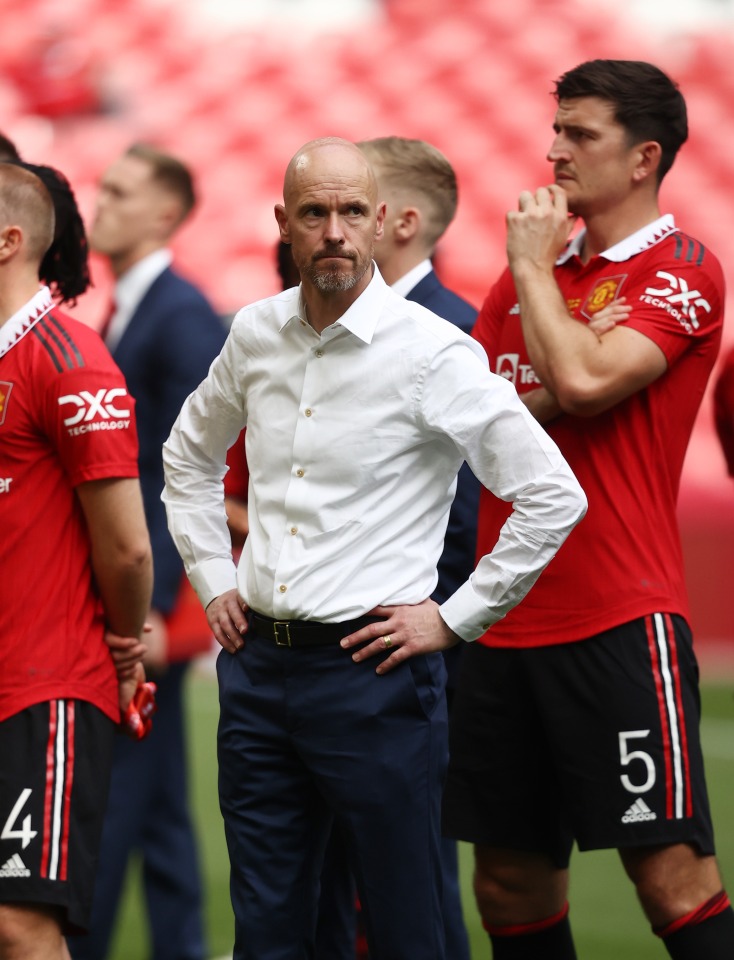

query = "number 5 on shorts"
1;788;38;849
618;730;656;794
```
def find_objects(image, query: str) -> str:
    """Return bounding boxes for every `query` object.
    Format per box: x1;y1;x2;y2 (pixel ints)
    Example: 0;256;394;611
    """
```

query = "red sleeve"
714;346;734;478
39;324;139;486
619;238;725;367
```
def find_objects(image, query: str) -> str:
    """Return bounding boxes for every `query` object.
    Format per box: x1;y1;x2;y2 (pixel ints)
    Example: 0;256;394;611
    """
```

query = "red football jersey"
0;290;140;721
473;218;725;647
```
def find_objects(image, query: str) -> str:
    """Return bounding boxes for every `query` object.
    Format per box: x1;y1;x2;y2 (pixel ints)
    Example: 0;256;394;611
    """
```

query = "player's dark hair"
554;60;688;184
0;132;21;162
126;142;196;220
15;162;90;305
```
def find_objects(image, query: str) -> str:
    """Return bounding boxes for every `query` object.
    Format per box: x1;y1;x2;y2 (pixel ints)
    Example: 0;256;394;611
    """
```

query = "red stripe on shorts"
59;701;75;881
40;700;58;878
663;613;692;818
645;616;674;820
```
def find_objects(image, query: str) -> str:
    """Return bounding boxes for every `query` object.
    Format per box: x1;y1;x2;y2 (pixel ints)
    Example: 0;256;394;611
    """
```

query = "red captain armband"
121;682;158;741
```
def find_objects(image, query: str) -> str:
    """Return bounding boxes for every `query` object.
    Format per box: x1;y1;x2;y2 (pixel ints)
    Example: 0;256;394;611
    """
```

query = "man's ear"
0;225;22;263
156;196;187;240
374;200;386;242
274;204;290;242
393;206;420;243
632;141;662;185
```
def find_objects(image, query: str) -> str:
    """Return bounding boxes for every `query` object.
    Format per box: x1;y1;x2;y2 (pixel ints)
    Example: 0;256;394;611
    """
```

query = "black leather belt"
250;612;385;648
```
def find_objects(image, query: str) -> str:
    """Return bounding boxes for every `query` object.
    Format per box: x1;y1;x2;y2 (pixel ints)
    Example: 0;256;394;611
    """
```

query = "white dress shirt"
104;249;173;351
162;265;586;641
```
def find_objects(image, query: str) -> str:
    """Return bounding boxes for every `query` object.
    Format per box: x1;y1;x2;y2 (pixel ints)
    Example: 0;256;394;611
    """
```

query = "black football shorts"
0;699;115;931
443;613;716;868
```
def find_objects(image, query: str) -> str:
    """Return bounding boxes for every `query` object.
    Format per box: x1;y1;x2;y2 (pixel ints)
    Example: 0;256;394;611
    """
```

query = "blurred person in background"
0;161;152;960
444;59;734;960
68;144;226;960
0;134;21;162
162;136;586;960
713;345;734;479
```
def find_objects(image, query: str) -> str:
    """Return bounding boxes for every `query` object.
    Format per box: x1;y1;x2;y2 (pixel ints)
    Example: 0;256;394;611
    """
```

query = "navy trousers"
314;818;469;960
315;824;358;959
69;663;205;960
217;630;449;960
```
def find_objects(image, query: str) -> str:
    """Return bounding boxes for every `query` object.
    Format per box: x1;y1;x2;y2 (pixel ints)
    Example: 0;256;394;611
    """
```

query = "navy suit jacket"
111;266;227;615
406;270;480;691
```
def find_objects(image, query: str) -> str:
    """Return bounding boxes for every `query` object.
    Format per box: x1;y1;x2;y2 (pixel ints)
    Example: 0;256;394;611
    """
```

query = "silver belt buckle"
273;621;292;647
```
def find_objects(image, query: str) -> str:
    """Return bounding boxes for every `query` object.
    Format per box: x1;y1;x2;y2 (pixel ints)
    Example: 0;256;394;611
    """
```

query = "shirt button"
305;408;312;417
279;584;287;593
300;319;307;327
290;526;298;535
481;624;490;630
296;468;304;477
315;350;324;358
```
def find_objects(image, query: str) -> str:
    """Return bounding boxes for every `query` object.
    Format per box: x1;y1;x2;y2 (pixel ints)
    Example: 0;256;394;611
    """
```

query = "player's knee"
473;848;568;925
622;845;723;926
0;905;32;958
0;903;64;960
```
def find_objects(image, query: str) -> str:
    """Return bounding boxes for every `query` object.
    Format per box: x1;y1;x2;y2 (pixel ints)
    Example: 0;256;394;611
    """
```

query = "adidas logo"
621;798;657;824
0;853;31;878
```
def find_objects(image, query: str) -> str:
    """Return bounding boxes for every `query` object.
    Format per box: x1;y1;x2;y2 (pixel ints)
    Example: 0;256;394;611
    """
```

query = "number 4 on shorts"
1;789;38;849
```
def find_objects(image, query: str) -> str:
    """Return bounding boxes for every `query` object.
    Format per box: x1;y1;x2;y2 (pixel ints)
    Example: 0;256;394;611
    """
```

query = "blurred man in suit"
69;143;227;960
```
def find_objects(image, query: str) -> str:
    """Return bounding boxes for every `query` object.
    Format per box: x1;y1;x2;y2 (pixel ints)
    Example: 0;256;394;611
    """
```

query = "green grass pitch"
106;670;734;960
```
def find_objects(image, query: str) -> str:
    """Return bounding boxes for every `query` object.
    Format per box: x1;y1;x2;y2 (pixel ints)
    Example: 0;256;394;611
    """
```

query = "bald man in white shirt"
162;137;587;960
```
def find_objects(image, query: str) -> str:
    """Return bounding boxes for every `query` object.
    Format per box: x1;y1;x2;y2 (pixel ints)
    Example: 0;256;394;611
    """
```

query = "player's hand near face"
507;184;576;274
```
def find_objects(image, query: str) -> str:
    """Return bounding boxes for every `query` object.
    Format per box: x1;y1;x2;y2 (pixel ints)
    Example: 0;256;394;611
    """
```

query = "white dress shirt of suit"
104;248;173;350
162;264;586;642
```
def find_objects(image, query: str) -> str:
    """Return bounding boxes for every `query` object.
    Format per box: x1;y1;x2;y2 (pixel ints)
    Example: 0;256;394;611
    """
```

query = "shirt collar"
391;259;432;298
0;286;54;360
115;248;173;315
557;215;677;265
281;263;391;344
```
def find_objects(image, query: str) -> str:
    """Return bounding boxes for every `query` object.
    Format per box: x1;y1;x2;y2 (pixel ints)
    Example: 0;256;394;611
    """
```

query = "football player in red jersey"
444;59;734;960
0;162;152;960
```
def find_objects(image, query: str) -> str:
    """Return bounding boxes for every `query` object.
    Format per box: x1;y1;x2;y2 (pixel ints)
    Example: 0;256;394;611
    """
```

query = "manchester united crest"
581;276;627;320
0;381;13;427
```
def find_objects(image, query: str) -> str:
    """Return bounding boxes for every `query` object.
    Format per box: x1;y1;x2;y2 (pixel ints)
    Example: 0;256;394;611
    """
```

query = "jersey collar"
557;214;677;265
0;286;55;361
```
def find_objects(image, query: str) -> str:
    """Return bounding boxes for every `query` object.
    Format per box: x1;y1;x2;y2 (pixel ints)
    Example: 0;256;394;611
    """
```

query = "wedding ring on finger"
382;634;393;650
